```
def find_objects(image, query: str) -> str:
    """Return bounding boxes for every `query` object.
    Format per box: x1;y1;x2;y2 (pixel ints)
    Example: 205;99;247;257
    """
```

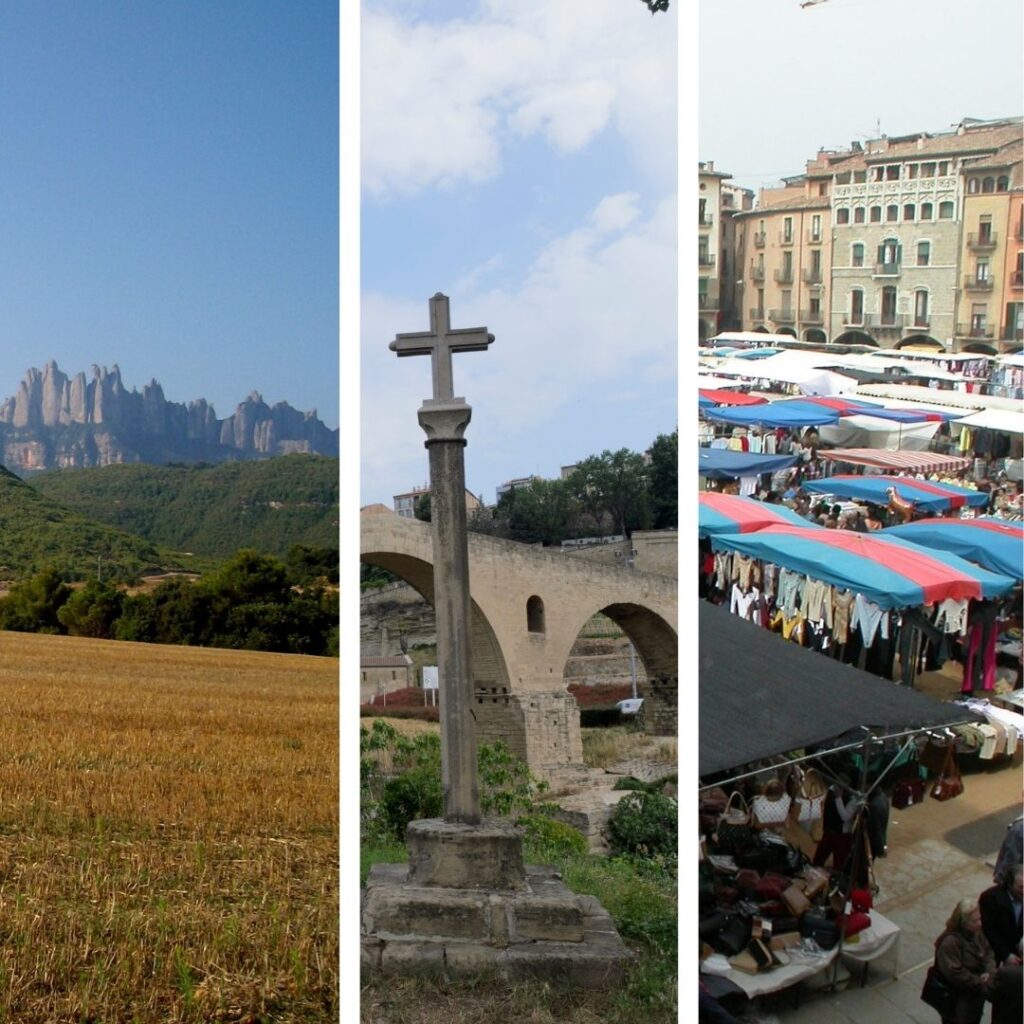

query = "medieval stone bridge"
361;511;677;775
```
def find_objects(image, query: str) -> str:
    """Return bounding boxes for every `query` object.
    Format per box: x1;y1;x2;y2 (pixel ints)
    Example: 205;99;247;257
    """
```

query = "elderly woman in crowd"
932;899;997;1024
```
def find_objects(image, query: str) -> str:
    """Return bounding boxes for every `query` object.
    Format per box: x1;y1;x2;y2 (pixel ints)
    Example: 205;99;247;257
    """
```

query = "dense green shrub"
607;791;677;864
519;813;588;860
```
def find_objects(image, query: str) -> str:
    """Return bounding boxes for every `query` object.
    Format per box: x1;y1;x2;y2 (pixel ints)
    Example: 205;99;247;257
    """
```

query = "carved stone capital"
418;398;472;445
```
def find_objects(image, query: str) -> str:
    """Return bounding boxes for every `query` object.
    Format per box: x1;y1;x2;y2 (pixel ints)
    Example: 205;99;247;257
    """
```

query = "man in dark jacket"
980;863;1023;967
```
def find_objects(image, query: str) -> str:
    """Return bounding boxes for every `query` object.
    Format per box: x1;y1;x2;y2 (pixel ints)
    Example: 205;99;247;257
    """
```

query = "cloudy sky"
700;0;1024;195
359;0;679;507
0;2;338;426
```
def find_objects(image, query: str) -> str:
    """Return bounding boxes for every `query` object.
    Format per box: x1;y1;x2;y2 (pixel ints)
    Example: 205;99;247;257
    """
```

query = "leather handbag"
920;965;958;1018
716;792;754;852
713;914;752;956
782;883;811;918
849;888;873;913
735;868;761;892
754;874;789;900
799;911;839;950
801;866;829;900
919;738;952;773
892;778;926;809
931;748;964;802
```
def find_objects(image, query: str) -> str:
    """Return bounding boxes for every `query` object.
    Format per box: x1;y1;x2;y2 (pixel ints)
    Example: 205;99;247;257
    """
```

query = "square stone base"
362;863;632;988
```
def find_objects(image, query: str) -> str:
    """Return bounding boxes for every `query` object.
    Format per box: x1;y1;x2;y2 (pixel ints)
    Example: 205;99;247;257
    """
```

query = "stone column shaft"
419;399;480;824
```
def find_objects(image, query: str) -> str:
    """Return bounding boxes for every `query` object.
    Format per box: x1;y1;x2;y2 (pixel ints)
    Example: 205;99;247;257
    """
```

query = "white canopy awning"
954;409;1024;435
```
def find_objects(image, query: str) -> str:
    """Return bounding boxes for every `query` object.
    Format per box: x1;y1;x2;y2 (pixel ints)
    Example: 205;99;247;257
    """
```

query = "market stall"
803;475;990;515
818;449;972;475
881;518;1024;581
699;493;820;538
698;603;986;1003
697;448;800;481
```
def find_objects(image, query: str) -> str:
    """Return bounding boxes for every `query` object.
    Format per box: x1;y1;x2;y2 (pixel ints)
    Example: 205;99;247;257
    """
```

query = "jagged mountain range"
0;361;338;472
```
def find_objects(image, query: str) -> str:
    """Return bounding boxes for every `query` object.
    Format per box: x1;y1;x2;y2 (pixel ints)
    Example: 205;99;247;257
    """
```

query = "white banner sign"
422;666;439;690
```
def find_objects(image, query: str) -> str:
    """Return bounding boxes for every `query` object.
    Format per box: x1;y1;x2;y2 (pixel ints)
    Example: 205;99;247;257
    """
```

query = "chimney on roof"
850;141;862;152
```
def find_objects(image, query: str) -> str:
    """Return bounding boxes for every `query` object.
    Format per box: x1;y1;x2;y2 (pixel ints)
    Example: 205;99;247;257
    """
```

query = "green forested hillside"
30;454;339;558
0;466;165;580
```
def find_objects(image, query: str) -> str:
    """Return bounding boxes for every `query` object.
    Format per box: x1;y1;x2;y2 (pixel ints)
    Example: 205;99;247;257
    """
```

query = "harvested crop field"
0;631;338;1023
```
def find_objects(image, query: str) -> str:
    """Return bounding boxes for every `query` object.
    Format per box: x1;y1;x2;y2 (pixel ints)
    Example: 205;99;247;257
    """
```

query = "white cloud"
361;0;676;198
361;191;677;502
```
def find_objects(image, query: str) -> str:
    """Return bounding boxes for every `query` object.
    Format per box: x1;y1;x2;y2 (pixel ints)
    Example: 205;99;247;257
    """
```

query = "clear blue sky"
360;0;679;506
0;0;338;427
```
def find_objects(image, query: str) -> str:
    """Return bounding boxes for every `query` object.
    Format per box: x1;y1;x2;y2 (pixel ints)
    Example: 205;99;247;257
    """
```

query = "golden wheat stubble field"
0;631;338;1023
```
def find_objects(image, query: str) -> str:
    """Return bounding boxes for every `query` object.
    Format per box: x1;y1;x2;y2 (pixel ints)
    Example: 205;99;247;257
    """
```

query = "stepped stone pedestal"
361;818;632;986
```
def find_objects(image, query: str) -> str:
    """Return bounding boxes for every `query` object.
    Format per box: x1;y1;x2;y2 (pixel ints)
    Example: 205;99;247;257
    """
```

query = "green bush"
380;773;442;838
607;791;677;864
519;813;588;860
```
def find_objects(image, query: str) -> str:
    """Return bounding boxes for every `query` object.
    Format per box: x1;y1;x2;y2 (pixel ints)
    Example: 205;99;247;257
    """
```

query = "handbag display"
712;915;752;956
751;792;792;827
801;865;830;899
920;965;958;1018
836;911;871;937
753;874;789;900
849;888;873;913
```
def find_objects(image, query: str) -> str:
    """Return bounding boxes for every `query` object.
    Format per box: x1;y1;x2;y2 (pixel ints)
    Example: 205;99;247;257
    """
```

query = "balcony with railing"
966;231;997;250
963;275;994;292
699;213;713;227
778;231;795;246
769;308;796;323
807;229;823;244
955;323;995;339
800;308;824;324
1001;325;1024;342
911;315;931;329
699;253;716;269
863;313;908;329
749;307;767;322
873;262;901;278
749;263;765;282
1011;271;1023;289
753;231;766;248
699;294;719;311
773;267;794;284
802;268;823;285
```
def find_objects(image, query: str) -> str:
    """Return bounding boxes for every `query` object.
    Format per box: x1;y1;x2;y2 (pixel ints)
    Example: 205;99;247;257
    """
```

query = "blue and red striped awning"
698;493;819;537
882;518;1023;581
805;475;990;513
709;523;1015;609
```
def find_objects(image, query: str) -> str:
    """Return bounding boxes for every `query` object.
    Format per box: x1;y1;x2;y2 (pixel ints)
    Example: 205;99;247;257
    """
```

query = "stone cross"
389;293;493;401
390;293;493;825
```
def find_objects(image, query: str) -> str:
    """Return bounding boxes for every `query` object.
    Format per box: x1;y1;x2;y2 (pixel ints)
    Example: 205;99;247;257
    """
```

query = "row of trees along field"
0;546;339;656
415;433;677;547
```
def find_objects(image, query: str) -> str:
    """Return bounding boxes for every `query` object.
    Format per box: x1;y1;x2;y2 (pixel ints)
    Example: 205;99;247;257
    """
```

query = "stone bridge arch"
360;511;678;777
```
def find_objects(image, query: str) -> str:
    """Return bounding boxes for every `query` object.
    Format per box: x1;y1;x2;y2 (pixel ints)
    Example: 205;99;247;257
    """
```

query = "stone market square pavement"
731;762;1021;1024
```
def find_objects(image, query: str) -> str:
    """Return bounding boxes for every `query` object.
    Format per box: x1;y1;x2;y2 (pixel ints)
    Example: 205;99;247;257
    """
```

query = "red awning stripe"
759;524;985;604
819;449;972;473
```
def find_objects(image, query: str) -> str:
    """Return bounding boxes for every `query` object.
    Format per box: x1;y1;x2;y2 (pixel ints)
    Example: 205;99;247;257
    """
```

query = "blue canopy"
881;518;1024;581
805;475;990;513
703;399;842;428
697;448;800;480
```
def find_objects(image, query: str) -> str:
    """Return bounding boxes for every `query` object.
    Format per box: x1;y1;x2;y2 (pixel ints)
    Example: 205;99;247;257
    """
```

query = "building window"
938;161;949;176
903;204;915;221
914;290;929;327
971;304;987;334
917;241;930;266
783;217;793;242
527;595;546;634
818;182;828;196
982;177;995;193
996;175;1010;192
976;260;990;282
852;243;865;267
878;237;901;268
756;287;765;313
809;296;821;315
870;206;882;223
836;208;850;225
939;201;954;219
854;206;865;224
907;164;919;179
921;202;933;220
978;215;993;243
968;177;980;194
811;214;821;239
886;205;899;222
921;162;936;177
781;290;792;314
850;289;864;324
886;165;900;181
881;286;898;325
872;166;885;182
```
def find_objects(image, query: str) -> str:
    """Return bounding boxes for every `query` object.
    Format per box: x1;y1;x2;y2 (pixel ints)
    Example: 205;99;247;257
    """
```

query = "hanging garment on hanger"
803;578;834;628
832;589;855;645
778;569;805;619
851;593;889;648
934;598;969;635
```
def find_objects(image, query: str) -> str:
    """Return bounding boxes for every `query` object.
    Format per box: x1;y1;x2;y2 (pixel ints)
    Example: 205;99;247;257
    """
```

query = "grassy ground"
0;630;338;1023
